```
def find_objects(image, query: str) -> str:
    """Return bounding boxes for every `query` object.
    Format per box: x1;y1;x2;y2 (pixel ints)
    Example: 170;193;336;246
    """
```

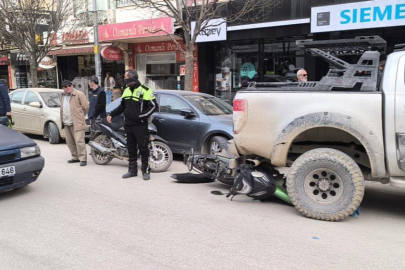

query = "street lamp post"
92;0;101;84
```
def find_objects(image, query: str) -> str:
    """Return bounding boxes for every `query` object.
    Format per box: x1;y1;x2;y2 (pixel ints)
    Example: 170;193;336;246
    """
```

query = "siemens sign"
311;0;405;33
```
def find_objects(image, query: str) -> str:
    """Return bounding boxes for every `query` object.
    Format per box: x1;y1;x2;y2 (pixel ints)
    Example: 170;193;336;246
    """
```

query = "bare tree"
0;0;76;87
130;0;282;91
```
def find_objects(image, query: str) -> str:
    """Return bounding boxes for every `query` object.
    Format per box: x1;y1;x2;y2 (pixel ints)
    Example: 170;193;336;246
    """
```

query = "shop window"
10;91;25;104
159;94;191;114
138;52;179;90
24;91;40;105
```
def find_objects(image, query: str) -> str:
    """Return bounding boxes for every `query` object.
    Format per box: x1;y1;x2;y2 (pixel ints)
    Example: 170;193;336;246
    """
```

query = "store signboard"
10;53;29;66
311;0;405;33
0;56;8;66
101;46;124;61
39;56;56;69
98;17;174;42
133;41;198;62
191;18;227;43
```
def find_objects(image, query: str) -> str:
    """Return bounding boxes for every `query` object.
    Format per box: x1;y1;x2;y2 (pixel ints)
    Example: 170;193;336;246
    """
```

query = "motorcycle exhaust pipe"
88;141;110;154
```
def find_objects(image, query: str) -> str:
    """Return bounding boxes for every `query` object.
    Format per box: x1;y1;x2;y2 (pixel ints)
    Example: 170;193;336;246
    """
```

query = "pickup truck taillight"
233;99;248;134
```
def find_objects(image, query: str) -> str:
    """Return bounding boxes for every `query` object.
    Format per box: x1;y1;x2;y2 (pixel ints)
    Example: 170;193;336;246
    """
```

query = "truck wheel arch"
271;112;386;178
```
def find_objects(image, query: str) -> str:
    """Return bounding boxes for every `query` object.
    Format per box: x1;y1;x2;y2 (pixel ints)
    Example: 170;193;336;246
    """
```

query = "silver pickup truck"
229;36;405;221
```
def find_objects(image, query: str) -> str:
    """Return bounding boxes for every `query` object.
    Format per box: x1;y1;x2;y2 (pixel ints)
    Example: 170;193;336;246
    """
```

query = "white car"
9;88;90;144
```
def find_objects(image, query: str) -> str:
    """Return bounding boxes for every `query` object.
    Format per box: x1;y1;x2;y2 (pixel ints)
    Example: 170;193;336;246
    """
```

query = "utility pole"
92;0;101;83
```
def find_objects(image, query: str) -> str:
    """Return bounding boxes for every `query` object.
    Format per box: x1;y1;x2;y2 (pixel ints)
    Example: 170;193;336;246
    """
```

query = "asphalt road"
1;137;405;270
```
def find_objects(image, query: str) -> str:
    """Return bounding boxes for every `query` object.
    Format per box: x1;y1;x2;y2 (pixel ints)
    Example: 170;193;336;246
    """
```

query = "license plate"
0;166;15;178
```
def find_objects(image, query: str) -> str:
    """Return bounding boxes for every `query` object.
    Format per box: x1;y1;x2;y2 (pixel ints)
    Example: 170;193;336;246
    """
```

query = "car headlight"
20;145;41;158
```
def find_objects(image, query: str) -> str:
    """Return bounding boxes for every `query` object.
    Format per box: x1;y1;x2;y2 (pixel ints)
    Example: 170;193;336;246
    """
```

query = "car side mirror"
29;102;42;108
180;109;196;118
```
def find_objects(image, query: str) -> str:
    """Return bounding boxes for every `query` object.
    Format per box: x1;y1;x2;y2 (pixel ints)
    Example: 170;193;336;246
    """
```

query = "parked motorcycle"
88;119;173;173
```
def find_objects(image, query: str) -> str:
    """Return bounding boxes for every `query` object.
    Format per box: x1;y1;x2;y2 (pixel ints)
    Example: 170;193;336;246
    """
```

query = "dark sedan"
106;90;233;154
0;124;44;192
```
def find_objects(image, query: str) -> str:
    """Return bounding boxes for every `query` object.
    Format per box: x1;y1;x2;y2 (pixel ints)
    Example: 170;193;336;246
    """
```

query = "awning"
48;44;111;56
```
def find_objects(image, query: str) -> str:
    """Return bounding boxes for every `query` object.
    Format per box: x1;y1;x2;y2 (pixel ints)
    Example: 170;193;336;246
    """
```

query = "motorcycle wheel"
149;141;173;173
91;135;113;165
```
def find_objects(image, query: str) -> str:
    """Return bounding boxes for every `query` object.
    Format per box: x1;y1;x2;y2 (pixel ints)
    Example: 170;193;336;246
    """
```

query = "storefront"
131;41;198;91
98;17;199;92
0;55;10;87
197;0;405;103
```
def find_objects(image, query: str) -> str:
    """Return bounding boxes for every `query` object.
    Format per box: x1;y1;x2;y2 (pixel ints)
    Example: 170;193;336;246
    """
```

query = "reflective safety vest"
121;85;155;102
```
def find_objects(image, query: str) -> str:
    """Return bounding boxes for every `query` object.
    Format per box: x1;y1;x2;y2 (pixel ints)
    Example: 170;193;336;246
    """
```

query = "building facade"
197;0;405;103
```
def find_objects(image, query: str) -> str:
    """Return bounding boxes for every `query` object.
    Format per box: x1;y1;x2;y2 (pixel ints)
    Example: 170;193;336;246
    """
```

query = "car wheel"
47;122;60;144
287;148;365;221
209;136;228;155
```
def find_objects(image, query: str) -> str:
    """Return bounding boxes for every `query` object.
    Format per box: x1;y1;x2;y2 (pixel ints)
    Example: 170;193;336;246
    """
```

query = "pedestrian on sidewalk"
104;72;115;91
107;69;158;180
88;75;106;123
60;80;89;167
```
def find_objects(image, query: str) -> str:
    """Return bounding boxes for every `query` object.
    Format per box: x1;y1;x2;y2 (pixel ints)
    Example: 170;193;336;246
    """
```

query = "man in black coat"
88;75;106;122
0;80;11;117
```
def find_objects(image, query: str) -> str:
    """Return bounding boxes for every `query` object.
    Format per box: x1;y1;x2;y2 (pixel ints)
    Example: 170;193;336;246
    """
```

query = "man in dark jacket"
0;80;11;117
88;75;106;121
107;69;158;180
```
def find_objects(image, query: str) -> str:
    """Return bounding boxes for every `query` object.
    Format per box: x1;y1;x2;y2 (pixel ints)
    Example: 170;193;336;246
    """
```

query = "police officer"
107;69;157;180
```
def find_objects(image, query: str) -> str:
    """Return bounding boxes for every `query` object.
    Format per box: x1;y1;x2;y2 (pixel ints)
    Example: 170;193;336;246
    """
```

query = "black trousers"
125;124;150;173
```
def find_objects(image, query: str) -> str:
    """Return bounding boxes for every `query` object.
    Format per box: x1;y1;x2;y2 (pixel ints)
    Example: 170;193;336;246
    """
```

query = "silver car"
9;88;90;144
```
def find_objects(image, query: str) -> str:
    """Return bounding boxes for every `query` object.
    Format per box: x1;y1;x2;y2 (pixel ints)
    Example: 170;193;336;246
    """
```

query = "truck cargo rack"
248;36;387;92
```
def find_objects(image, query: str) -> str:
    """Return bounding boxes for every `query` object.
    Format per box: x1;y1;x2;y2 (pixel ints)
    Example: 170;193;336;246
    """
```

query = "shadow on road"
361;184;405;217
0;186;33;201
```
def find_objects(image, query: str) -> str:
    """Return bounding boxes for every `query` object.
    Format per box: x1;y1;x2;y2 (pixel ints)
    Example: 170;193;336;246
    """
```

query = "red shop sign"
98;17;173;42
101;46;124;61
0;56;8;66
133;41;197;62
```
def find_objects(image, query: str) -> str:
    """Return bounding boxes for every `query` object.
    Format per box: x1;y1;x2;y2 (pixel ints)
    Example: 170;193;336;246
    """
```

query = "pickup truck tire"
209;136;228;155
287;148;365;221
47;122;60;144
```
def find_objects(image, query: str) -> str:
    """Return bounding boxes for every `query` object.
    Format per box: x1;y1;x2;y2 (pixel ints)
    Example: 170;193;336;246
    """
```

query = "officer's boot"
142;164;150;181
122;169;138;179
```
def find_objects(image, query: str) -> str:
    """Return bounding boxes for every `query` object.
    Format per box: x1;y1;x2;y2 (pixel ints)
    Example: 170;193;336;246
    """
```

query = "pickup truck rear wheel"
287;148;365;221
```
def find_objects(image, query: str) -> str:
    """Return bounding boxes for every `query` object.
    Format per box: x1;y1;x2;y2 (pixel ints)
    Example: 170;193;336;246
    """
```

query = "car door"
21;90;43;133
153;94;199;152
9;90;26;131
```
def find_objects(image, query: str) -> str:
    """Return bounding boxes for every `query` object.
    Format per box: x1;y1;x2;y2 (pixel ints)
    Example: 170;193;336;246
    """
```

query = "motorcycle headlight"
20;145;41;158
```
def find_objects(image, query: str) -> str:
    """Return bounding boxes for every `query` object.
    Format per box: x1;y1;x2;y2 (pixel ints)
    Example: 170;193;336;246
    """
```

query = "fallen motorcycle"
89;119;173;173
172;150;291;204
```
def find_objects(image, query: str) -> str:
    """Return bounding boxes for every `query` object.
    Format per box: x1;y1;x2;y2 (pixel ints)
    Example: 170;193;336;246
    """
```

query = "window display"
214;38;306;104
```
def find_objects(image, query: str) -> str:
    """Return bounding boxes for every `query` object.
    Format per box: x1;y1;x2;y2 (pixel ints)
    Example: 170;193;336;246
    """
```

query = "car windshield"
40;92;61;107
184;95;233;115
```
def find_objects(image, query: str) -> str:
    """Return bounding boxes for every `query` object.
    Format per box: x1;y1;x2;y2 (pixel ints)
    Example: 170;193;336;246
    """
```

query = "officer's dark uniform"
109;82;157;176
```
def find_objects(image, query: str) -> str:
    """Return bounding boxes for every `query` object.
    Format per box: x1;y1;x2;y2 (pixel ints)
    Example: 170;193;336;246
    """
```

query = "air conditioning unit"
106;9;116;24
